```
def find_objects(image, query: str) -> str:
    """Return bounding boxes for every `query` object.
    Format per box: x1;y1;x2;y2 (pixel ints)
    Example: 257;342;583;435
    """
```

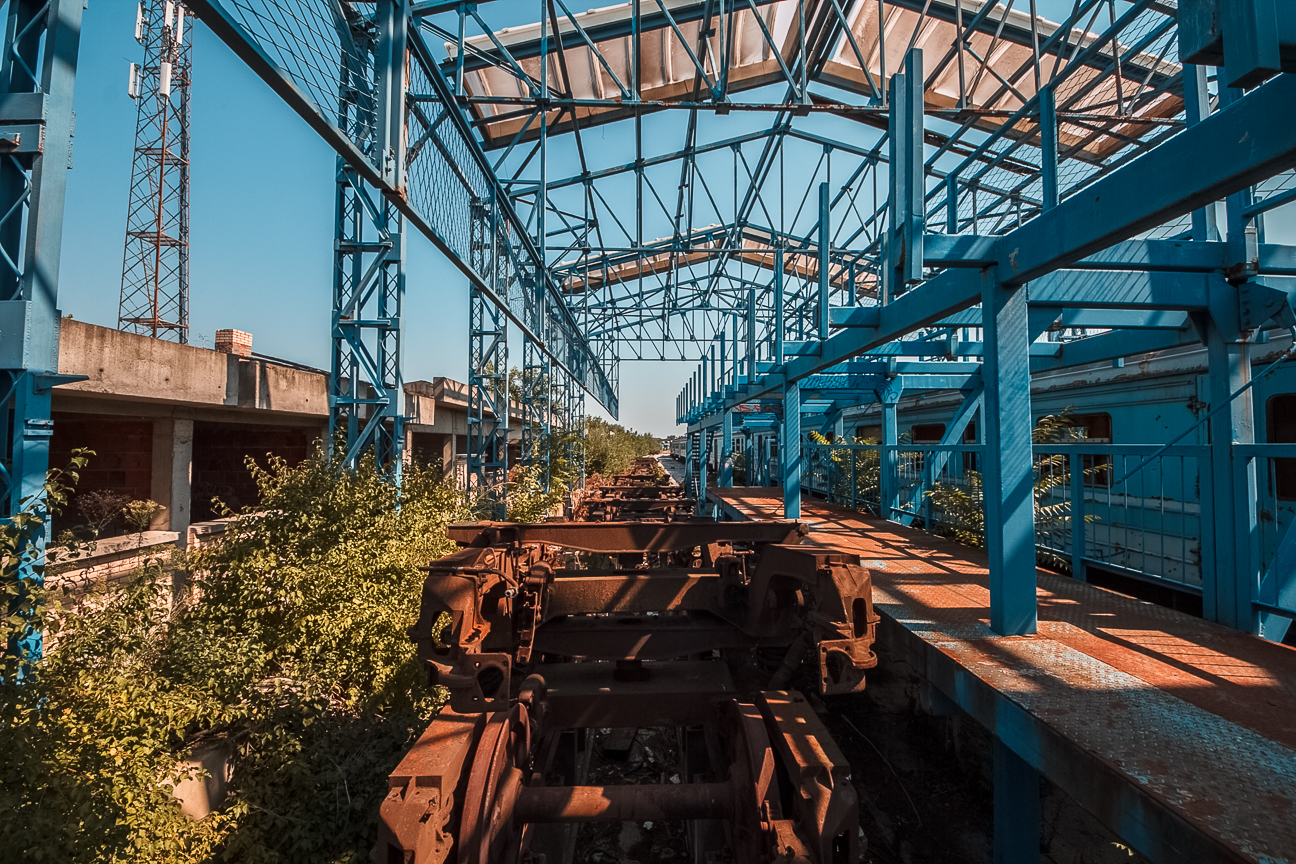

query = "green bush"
0;447;477;864
583;417;659;478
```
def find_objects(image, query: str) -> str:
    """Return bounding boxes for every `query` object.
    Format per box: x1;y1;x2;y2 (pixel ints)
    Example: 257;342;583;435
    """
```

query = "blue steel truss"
1;0;1288;692
520;333;552;489
332;165;406;472
0;0;83;666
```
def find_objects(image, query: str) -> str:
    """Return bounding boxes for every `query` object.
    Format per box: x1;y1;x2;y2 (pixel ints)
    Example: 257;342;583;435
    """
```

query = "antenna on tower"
118;0;191;342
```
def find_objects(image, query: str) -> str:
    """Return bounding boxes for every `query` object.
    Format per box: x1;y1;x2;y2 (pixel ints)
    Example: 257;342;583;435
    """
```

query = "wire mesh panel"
1033;446;1205;590
194;2;617;415
213;0;377;147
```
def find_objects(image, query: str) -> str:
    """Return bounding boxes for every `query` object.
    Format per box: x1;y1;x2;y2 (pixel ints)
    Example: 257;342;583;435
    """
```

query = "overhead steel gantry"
2;0;1295;645
185;0;619;499
0;2;1294;858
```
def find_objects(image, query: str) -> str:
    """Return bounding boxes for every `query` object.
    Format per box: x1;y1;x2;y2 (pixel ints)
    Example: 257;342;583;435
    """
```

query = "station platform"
709;487;1296;864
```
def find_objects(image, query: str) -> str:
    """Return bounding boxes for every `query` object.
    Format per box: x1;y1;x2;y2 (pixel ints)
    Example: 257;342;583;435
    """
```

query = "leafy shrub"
583;417;659;478
0;447;477;864
75;489;131;537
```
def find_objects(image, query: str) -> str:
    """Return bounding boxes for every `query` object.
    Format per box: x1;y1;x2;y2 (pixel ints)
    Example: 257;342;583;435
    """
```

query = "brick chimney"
214;329;253;357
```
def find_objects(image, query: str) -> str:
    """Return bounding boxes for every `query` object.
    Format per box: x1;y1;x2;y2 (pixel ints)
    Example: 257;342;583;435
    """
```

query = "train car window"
908;425;945;474
856;424;881;442
1266;394;1296;500
1067;412;1112;486
911;423;946;442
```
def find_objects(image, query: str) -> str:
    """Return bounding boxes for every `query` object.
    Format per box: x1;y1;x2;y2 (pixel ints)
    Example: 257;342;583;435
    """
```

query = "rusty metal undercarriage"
376;460;879;864
580;457;694;521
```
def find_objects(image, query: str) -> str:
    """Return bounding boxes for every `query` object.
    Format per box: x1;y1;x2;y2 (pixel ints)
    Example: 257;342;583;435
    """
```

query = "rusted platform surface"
710;487;1296;864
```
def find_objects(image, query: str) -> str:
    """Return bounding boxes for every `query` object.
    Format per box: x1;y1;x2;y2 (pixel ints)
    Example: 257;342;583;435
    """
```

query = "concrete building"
50;320;518;536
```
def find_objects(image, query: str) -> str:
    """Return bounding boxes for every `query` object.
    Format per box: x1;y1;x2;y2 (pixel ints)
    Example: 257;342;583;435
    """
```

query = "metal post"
946;173;959;234
1183;65;1221;241
1;0;84;667
850;448;857;510
880;382;900;521
1069;451;1087;581
993;739;1040;864
1203;289;1259;631
983;267;1038;636
774;247;785;364
782;380;801;518
1039;86;1058;211
721;410;733;487
747;287;757;381
818;181;830;339
888;49;924;292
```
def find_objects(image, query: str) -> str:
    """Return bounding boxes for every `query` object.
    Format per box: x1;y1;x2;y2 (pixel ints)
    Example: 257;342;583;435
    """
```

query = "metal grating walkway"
710;487;1296;864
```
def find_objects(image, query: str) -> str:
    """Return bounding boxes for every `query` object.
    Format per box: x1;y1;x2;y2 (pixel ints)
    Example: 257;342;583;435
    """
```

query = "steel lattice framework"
9;3;1296;858
119;0;193;342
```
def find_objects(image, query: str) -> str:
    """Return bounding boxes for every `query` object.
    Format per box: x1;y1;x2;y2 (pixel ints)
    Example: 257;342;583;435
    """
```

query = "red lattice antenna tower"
119;0;191;342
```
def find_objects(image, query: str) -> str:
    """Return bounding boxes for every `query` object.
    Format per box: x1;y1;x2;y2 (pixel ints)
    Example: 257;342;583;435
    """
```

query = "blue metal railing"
802;441;1296;629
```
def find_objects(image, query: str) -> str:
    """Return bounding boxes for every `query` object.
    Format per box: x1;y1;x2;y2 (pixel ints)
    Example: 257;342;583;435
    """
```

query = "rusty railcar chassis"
376;464;880;864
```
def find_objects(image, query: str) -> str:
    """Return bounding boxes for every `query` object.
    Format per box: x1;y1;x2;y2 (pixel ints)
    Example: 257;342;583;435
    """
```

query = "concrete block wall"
49;413;154;534
191;421;313;521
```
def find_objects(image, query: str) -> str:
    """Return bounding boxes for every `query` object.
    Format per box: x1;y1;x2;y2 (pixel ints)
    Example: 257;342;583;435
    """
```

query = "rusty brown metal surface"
540;659;735;729
712;487;1296;864
515;782;734;822
445;518;806;552
378;465;879;864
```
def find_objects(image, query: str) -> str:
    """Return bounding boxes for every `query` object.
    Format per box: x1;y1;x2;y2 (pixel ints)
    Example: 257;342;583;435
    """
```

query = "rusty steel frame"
379;460;879;863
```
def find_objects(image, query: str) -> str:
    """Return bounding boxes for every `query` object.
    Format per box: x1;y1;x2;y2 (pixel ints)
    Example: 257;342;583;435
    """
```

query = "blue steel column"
879;381;901;520
818;181;830;338
1039;86;1059;211
330;0;406;475
720;409;733;487
774;248;785;364
521;333;550;489
994;740;1040;864
1;0;83;666
983;264;1038;636
1203;289;1259;630
887;49;925;294
782;380;801;518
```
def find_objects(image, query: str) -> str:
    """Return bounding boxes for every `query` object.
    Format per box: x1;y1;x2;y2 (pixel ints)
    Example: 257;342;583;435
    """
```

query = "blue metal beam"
1002;73;1296;285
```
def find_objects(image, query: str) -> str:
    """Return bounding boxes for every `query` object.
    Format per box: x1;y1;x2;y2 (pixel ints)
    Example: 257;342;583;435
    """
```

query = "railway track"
376;457;880;863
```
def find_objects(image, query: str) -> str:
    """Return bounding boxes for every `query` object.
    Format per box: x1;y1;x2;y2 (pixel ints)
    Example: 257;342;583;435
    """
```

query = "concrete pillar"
442;432;457;482
151;418;193;535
